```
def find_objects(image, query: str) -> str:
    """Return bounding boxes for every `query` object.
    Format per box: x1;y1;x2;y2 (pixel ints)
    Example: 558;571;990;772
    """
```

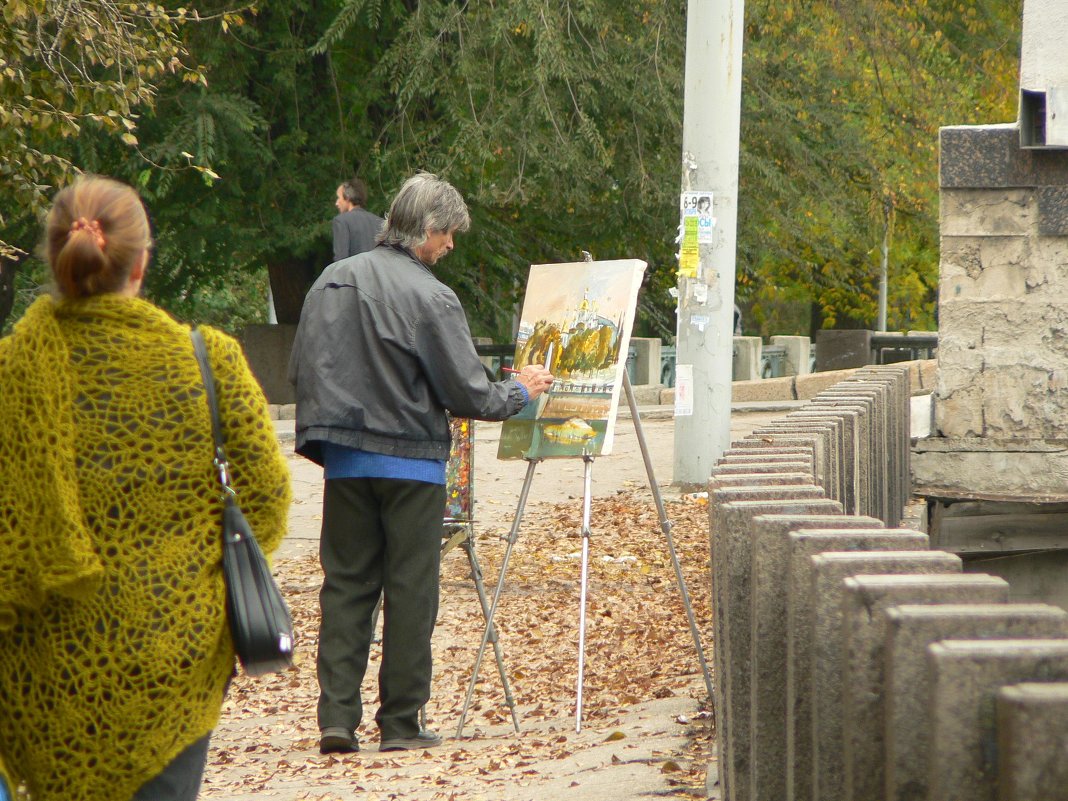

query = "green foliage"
739;0;1021;335
0;0;201;258
1;0;1025;342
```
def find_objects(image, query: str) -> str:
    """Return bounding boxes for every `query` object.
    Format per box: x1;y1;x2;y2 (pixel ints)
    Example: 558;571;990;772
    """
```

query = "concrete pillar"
747;514;884;801
814;329;873;371
997;682;1068;801
709;463;807;476
784;538;932;801
928;640;1068;801
882;604;1068;801
807;558;980;801
710;490;839;801
771;335;812;376
241;323;298;404
732;336;762;381
731;434;832;499
751;421;844;513
809;398;874;519
628;337;662;385
840;574;1012;801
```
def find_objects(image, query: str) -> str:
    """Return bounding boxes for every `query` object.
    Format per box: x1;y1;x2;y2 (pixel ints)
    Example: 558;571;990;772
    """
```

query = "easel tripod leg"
457;458;539;738
463;532;520;733
575;454;594;733
622;373;715;703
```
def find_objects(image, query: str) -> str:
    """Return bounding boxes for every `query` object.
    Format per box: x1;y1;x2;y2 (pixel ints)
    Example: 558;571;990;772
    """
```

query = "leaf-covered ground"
201;486;716;800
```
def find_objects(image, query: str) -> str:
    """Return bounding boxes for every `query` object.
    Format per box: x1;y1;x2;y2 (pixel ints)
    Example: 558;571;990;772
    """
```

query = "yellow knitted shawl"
0;295;291;801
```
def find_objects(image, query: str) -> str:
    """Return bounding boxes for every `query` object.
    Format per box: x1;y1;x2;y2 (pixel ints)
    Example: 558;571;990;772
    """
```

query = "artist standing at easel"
290;172;553;754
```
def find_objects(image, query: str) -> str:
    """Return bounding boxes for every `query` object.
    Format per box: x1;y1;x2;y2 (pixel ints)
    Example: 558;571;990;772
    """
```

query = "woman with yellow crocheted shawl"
0;177;291;801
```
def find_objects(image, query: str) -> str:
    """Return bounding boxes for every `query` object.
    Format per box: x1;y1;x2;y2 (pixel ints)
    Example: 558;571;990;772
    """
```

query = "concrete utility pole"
673;0;745;487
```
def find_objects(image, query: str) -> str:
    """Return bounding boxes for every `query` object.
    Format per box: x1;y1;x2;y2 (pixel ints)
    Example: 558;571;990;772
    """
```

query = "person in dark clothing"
291;172;553;754
332;177;383;262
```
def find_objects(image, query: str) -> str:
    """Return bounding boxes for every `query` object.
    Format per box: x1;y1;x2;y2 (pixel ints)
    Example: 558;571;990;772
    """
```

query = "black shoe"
379;729;443;751
320;727;359;754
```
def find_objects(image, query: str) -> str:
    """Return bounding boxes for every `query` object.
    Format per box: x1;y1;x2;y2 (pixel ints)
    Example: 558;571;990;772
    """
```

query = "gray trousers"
133;733;211;801
316;478;445;740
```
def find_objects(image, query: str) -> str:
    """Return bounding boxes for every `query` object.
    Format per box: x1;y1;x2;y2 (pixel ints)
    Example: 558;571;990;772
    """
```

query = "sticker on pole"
674;364;694;417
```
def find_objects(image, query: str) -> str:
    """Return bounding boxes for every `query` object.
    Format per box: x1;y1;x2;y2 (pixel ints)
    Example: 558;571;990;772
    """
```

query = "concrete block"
710;492;839;801
1037;185;1068;236
914;358;938;393
852;367;912;524
786;409;861;515
708;472;813;489
817;385;894;524
628;337;662;385
938;125;1030;189
748;514;884;801
815;330;873;372
241;323;297;404
750;422;842;510
731;375;796;402
784;534;932;801
928;640;1068;801
939;189;1035;238
734;433;832;501
807;554;967;801
997;682;1068;801
911;440;1068;503
732;336;762;382
808;401;872;517
716;451;816;479
883;604;1068;801
626;383;663;405
840;575;1012;801
771;335;812;376
796;368;858;400
711;461;813;477
940;236;1032;303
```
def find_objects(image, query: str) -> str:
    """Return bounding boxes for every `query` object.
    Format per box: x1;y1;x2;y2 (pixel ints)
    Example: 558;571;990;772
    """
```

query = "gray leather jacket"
289;244;527;466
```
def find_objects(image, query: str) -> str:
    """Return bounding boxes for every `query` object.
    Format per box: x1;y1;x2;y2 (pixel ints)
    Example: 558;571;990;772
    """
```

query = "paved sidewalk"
201;405;794;800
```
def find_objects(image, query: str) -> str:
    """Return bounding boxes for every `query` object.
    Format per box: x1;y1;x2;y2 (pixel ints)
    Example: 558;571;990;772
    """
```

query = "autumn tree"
739;0;1021;335
0;0;208;328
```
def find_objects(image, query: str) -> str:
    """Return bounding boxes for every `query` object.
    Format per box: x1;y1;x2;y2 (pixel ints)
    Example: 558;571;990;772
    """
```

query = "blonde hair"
45;176;152;299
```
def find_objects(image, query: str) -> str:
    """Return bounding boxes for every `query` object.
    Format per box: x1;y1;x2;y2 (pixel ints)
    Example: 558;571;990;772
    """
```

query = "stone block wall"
914;124;1068;501
707;363;1068;801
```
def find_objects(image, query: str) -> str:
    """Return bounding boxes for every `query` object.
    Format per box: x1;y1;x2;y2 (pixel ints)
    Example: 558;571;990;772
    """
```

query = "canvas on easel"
497;259;647;460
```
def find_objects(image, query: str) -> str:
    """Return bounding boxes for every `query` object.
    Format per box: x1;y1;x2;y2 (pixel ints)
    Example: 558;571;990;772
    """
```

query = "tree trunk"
266;257;318;325
0;253;25;334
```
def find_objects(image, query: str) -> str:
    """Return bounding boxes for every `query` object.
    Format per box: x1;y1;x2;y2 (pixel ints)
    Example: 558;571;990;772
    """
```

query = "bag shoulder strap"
190;328;235;496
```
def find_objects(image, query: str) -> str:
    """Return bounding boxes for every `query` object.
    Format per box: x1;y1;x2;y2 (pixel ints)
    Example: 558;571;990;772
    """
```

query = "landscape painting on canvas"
497;259;647;460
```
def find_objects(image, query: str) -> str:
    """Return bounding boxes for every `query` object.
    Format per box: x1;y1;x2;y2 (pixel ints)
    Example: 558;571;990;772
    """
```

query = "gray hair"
377;172;470;249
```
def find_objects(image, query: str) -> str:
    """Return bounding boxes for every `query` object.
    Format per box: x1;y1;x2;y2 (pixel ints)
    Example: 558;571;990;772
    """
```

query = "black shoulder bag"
191;329;294;676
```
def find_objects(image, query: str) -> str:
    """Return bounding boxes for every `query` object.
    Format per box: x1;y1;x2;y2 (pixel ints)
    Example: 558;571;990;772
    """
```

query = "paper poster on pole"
674;364;694;417
497;259;647;460
681;191;715;244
